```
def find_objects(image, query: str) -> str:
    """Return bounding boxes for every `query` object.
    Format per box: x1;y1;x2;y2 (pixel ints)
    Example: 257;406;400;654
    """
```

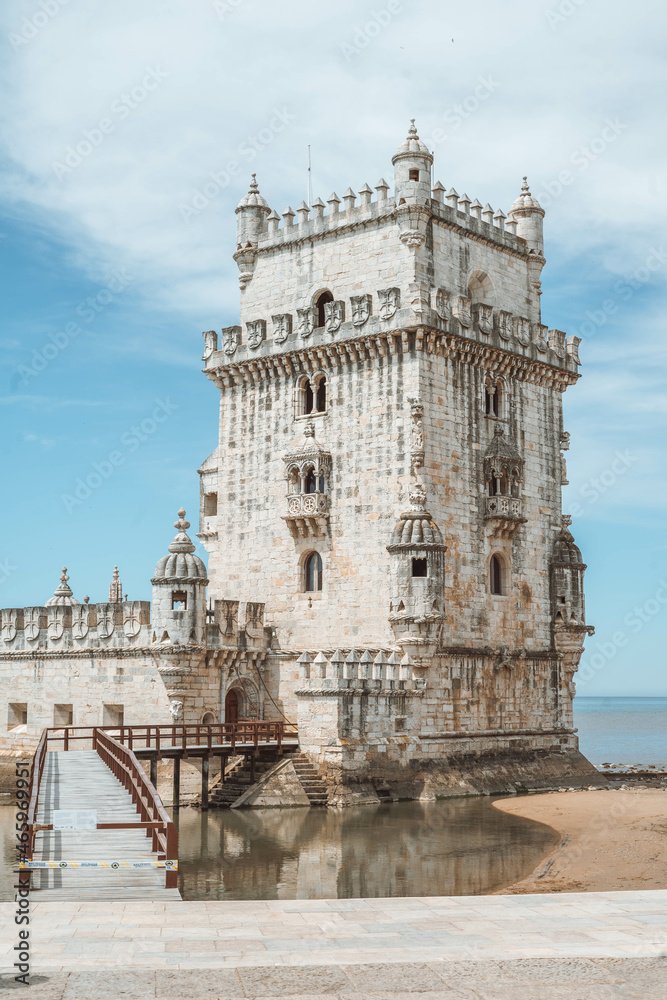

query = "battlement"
0;601;152;652
295;648;425;696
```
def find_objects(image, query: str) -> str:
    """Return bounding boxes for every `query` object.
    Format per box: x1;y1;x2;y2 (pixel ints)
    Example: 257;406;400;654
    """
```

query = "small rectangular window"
409;168;420;181
102;704;124;727
54;704;73;727
395;717;407;732
8;703;27;730
204;492;218;516
172;590;187;610
412;558;428;577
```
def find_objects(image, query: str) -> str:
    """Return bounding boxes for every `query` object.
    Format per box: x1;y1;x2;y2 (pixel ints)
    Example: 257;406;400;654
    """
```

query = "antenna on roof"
307;144;312;209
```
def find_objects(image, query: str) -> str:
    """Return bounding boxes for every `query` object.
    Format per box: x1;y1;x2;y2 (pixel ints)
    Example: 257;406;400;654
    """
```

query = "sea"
574;696;667;768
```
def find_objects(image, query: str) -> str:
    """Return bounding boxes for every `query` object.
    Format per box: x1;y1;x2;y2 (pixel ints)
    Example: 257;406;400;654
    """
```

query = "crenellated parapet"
294;648;426;696
0;600;152;652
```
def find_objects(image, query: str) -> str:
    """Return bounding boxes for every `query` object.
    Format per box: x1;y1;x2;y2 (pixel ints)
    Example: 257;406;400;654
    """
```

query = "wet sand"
493;787;667;893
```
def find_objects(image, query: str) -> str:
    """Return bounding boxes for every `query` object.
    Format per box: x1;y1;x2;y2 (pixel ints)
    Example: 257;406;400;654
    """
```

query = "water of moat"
0;797;557;901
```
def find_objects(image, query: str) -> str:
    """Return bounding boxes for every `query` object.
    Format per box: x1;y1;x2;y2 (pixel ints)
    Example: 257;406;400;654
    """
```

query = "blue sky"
1;0;666;695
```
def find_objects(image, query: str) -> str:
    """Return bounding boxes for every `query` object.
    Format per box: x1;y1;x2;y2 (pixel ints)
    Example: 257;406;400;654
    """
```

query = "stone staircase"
290;752;329;806
204;750;285;809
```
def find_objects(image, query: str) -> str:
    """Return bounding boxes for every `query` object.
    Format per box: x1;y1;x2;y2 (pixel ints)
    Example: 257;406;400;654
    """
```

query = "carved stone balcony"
485;495;526;536
283;492;329;537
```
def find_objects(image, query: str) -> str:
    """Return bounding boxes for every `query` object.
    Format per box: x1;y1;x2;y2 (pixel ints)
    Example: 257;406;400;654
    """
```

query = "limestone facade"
1;122;595;800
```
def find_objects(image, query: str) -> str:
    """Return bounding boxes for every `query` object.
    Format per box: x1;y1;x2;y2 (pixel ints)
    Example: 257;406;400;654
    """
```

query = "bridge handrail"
93;728;178;888
23;728;48;878
44;720;298;752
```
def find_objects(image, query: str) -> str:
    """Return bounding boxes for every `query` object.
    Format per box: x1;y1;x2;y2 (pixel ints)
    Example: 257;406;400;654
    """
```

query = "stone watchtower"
197;122;596;799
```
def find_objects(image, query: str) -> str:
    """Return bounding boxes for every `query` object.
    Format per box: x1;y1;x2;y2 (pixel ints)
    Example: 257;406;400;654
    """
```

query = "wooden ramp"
32;749;181;901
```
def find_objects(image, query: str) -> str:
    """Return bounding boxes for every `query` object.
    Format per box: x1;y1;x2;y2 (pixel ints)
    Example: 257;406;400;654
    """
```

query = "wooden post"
220;754;227;784
249;751;255;785
150;755;158;788
201;756;209;811
173;756;180;809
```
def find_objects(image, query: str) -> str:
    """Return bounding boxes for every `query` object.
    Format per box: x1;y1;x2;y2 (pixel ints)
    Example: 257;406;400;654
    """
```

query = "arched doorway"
225;689;239;724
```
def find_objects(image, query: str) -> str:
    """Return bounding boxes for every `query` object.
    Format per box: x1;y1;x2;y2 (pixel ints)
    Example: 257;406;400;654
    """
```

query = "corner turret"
392;119;433;205
151;509;208;645
508;176;545;254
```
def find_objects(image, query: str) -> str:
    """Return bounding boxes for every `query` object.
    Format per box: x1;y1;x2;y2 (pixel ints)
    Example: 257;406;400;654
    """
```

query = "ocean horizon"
574;696;667;767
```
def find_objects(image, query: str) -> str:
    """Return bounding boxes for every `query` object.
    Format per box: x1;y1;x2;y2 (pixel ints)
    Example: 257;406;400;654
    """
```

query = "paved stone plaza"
1;891;665;997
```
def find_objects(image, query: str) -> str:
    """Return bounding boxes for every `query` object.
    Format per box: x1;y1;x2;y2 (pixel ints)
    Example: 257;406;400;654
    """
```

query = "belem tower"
0;122;599;804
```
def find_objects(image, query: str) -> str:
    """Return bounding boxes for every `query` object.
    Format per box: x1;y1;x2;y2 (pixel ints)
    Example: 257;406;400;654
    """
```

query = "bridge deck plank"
33;749;181;901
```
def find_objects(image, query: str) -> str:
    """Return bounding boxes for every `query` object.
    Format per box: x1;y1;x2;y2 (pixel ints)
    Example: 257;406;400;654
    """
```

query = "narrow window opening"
204;492;218;516
8;703;27;730
304;552;323;592
305;469;317;494
318;472;325;492
488;471;498;497
54;704;73;727
409;168;420;181
172;590;187;610
490;555;503;595
304;380;314;414
412;557;428;577
315;376;326;412
315;291;333;328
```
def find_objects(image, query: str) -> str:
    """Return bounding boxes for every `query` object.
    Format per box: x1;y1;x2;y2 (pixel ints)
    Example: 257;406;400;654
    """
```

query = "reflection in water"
173;798;558;901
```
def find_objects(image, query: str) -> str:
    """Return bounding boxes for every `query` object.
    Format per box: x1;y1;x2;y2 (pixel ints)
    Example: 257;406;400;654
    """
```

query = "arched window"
484;375;504;418
490;555;503;595
305;468;317;494
304;551;323;592
315;375;326;412
297;374;326;415
315;291;333;328
305;380;314;413
488;469;498;496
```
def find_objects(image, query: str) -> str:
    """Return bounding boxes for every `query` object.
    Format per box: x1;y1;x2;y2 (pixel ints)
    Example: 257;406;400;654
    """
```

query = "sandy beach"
493;787;667;893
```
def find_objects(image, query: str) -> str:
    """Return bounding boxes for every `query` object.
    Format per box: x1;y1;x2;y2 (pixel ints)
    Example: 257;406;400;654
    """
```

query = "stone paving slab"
1;893;666;996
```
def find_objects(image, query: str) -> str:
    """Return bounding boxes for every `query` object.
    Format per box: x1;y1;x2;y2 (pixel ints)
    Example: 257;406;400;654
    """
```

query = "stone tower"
197;122;596;798
151;509;208;646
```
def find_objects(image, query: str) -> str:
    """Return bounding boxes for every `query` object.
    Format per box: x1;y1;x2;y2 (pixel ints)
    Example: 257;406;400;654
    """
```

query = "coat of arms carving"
453;295;472;328
513;316;531;346
246;319;266;350
272;313;292;344
201;329;217;361
378;287;400;321
123;602;142;638
221;325;241;356
47;607;65;641
97;605;115;639
297;307;315;339
324;300;344;333
24;608;41;642
531;322;549;352
496;310;513;341
351;294;372;327
473;303;493;336
1;609;17;643
433;287;451;322
72;606;89;640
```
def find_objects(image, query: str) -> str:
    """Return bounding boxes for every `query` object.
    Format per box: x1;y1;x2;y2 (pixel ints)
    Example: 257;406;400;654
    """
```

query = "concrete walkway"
1;891;666;997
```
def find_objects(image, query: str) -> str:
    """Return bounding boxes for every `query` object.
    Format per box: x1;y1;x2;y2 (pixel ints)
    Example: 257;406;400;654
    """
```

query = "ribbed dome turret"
153;509;207;580
392;119;433;164
509;176;544;216
45;567;79;606
235;173;270;212
552;516;584;566
390;485;444;548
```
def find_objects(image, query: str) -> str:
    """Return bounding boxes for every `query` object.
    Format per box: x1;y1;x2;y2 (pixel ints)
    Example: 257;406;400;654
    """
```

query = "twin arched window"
485;377;504;418
299;374;326;415
304;551;323;592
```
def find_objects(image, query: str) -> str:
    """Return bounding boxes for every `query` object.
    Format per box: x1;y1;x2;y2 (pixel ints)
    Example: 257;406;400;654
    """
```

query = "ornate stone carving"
123;602;142;638
221;325;241;356
496;310;513;341
433;287;451;322
169;699;183;722
548;328;566;358
378;287;400;321
399;230;426;248
97;605;114;639
246;319;266;350
2;609;17;642
407;398;425;470
473;302;493;336
47;607;65;641
72;605;89;640
24;609;41;642
297;307;315;339
350;294;372;327
453;295;472;329
202;330;218;361
272;313;292;344
324;299;345;333
513;316;531;346
532;323;549;352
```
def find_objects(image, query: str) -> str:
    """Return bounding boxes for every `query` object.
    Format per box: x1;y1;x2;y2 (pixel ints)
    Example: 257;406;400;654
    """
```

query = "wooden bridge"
21;721;298;901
